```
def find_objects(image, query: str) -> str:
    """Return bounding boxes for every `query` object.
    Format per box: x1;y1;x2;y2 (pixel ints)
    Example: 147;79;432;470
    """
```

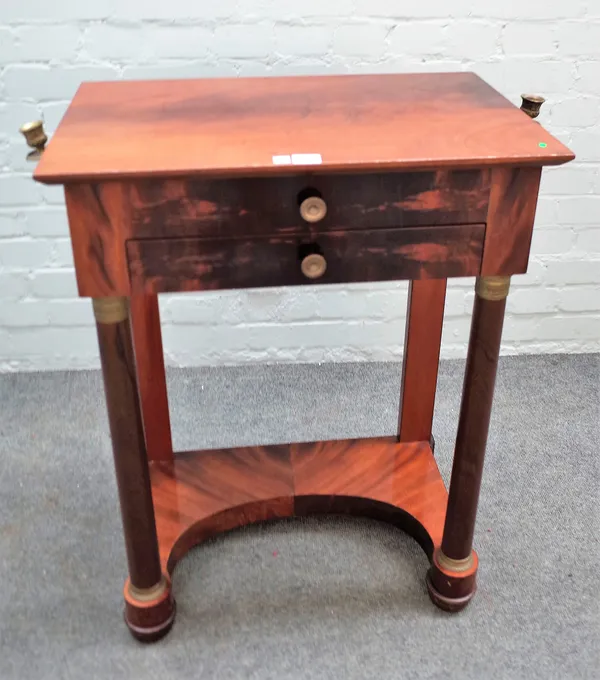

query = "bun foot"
426;548;478;613
123;574;176;642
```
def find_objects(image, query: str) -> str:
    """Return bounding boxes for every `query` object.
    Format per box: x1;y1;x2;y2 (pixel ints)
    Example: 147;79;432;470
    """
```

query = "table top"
34;72;574;184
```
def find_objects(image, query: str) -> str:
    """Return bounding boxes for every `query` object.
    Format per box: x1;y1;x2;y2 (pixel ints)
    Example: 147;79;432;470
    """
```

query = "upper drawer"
126;169;491;240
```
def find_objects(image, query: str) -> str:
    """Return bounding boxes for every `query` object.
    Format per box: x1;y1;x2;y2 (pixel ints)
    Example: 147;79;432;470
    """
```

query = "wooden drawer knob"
299;196;327;223
301;253;327;279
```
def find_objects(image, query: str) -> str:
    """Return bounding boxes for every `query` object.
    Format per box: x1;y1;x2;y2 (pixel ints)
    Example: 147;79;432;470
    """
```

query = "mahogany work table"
23;72;574;641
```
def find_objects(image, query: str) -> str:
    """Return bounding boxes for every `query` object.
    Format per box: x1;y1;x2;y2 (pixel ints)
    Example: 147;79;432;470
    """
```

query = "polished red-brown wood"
151;445;294;572
150;438;447;574
441;293;508;560
398;279;447;444
35;73;573;183
64;183;131;297
481;166;542;275
292;439;446;556
130;294;173;462
127;224;485;295
95;307;175;640
95;314;162;589
37;73;576;638
426;287;508;612
125;169;491;238
64;169;490;297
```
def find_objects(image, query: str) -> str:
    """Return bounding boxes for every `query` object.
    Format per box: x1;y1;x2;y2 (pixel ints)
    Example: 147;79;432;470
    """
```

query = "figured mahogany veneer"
27;71;575;640
64;169;491;297
96;314;163;590
122;168;492;237
482;166;542;275
398;279;447;444
130;294;173;462
150;438;447;574
127;224;485;294
34;73;573;182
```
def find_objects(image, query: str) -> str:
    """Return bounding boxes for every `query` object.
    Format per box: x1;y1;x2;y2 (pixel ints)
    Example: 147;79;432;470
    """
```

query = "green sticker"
539;142;548;148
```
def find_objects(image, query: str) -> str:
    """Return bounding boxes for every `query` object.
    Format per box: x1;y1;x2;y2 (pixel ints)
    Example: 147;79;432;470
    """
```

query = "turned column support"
427;276;510;612
93;296;175;641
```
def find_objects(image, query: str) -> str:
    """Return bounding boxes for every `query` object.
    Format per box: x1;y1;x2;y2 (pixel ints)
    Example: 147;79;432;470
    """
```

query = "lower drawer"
127;224;485;294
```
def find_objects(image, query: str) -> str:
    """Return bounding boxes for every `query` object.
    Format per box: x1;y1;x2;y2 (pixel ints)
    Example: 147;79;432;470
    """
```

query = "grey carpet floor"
0;354;598;680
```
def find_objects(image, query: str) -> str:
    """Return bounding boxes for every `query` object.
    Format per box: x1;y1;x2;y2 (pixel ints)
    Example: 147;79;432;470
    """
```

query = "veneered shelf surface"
149;437;447;574
35;73;574;184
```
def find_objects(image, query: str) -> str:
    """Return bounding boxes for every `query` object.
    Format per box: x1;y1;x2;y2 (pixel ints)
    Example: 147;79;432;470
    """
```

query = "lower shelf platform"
149;437;448;574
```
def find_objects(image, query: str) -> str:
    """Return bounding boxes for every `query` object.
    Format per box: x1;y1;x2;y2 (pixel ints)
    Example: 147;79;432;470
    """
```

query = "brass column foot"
123;574;176;643
426;548;479;613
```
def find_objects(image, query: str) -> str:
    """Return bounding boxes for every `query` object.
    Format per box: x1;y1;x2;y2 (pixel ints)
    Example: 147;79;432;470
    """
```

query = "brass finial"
520;95;545;119
19;120;48;161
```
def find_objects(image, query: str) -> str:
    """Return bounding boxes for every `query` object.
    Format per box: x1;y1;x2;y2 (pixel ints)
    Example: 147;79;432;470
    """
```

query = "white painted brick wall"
1;1;599;371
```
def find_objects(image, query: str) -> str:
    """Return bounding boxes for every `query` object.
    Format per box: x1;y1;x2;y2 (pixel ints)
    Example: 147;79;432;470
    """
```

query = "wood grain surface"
63;168;490;297
125;169;491;239
481;166;542;275
130;294;173;462
149;438;447;573
95;313;163;590
127;224;485;294
35;73;574;184
64;182;132;297
441;294;507;560
398;279;447;443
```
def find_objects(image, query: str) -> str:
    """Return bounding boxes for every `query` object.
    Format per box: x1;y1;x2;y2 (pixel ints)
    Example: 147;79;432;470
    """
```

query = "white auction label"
291;153;323;165
272;154;292;165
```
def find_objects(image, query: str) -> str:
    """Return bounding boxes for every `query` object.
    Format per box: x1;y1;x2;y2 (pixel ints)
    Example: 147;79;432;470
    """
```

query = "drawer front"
126;169;491;240
127;224;485;294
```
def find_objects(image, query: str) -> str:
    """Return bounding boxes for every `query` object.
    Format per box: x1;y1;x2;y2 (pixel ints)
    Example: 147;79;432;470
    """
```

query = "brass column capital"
475;276;511;301
92;297;129;324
